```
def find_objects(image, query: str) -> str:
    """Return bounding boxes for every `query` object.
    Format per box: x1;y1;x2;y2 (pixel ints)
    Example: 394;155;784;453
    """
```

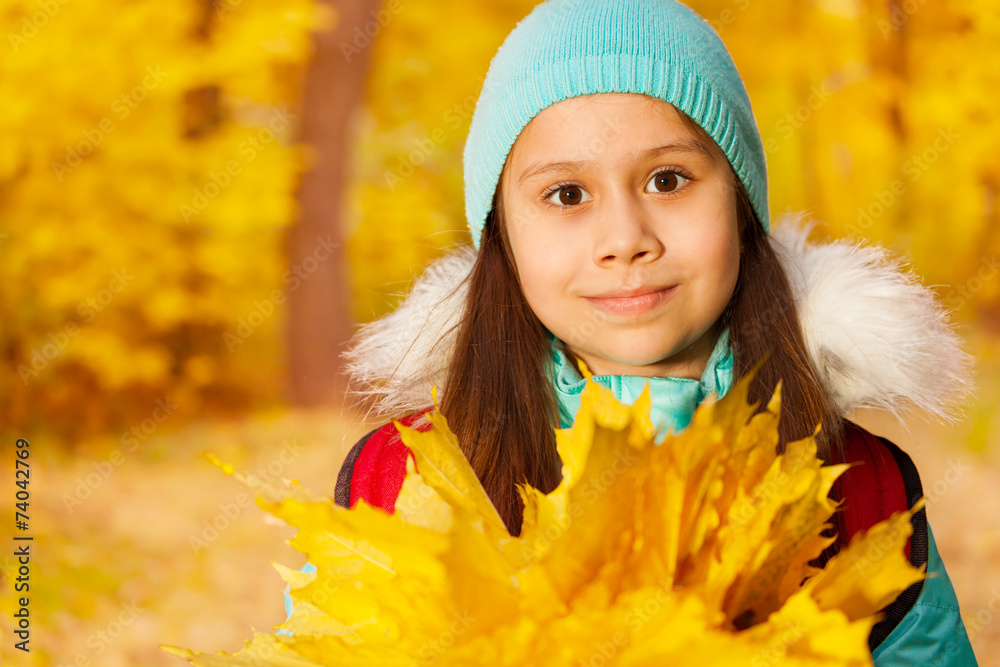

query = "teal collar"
547;327;734;443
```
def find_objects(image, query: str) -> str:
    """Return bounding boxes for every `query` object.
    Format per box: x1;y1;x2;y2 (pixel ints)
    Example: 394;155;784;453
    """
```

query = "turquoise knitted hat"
463;0;769;250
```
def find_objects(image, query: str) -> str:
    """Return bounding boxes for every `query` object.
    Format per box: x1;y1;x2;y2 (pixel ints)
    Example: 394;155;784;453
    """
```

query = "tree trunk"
287;0;379;406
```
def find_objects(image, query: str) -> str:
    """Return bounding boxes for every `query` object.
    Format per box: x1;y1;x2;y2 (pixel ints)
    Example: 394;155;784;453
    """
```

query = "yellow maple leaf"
165;370;925;666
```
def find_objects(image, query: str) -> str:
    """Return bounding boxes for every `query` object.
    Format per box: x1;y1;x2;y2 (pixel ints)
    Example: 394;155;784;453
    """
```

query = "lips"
583;285;678;317
587;284;677;299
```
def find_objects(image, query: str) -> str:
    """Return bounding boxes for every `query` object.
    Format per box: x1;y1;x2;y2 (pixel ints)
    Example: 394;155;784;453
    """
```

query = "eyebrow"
515;139;714;185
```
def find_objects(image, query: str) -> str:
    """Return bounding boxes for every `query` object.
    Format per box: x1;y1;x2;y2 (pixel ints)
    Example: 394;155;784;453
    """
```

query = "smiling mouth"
583;285;678;317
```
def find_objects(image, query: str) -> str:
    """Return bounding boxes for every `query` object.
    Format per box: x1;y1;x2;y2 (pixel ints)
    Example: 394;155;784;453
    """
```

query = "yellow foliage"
0;0;329;439
165;371;925;666
347;0;538;321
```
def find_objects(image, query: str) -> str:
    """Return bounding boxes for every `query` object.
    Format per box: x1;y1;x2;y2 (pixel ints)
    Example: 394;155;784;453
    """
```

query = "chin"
593;341;683;371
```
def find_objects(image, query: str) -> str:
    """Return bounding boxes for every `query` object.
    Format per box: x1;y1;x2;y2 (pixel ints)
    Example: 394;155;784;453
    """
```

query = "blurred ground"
0;393;997;666
0;406;369;667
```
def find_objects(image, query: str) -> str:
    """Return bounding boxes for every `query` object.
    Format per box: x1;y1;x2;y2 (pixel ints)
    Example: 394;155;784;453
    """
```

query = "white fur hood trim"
342;214;974;423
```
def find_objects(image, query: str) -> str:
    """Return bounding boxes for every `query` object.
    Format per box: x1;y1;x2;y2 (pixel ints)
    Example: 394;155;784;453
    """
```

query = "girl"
287;0;979;663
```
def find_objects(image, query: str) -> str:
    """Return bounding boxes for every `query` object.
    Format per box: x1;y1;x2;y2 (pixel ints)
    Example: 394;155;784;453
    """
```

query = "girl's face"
500;93;741;380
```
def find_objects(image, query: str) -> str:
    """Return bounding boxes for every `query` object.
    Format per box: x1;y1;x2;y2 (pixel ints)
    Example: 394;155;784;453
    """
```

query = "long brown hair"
440;113;844;537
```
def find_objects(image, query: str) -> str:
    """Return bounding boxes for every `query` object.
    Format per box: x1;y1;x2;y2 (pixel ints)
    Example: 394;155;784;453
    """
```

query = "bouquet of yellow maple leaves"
163;372;925;666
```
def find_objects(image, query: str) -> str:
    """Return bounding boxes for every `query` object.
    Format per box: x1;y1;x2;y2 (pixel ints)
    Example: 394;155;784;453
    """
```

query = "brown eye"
646;170;689;194
559;186;583;205
545;184;592;207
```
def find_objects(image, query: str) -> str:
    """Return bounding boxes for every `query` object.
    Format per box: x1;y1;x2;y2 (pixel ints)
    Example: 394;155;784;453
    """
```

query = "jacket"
283;215;979;665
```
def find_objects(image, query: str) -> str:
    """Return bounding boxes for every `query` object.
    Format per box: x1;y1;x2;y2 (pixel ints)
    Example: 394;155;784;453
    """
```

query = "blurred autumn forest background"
0;0;998;665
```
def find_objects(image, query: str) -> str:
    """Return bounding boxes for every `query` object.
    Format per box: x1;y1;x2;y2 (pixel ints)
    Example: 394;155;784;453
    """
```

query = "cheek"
681;214;740;300
507;206;578;300
709;231;741;289
706;242;740;304
515;245;572;311
510;227;559;306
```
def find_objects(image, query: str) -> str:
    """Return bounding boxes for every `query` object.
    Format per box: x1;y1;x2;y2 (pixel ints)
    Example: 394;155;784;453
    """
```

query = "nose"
591;193;663;266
